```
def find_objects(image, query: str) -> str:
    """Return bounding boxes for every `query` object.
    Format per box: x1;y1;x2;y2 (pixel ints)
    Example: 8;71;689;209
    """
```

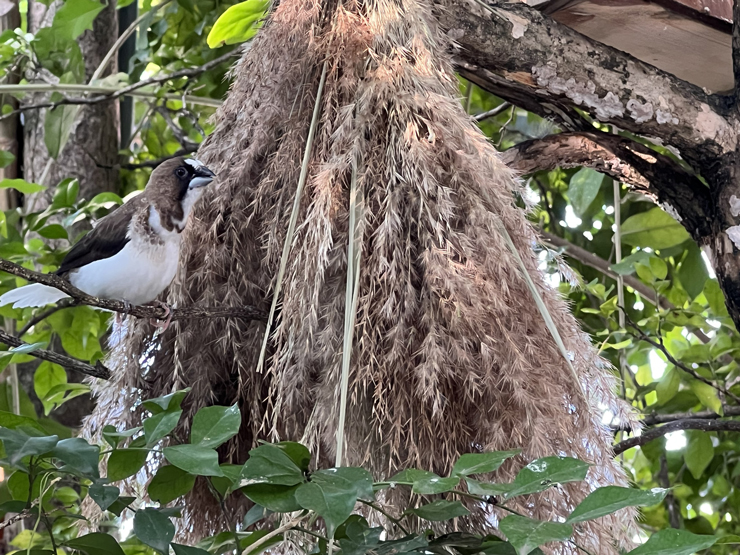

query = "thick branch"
614;419;740;455
0;259;266;322
434;0;736;165
0;329;110;379
504;132;714;240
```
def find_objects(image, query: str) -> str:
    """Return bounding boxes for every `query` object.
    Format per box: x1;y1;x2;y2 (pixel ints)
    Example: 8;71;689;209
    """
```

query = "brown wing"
55;196;145;276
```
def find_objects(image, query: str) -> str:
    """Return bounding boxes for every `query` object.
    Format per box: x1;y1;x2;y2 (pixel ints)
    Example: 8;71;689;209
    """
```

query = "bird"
0;157;215;328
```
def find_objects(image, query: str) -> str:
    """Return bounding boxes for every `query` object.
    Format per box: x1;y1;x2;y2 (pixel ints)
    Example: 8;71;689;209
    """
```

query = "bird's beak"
189;165;216;189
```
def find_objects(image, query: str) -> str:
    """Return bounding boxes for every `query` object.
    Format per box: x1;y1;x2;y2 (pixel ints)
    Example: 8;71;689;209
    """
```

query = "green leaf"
566;487;667;523
655;368;680;405
190;404;240;448
684;431;714;479
38;224;68;240
52;437;100;478
506;457;589;499
239;443;305;487
620;207;690;249
466;479;513;497
106;496;135;517
412;474;460;495
34;362;66;415
678;243;709;300
295;468;373;537
44;95;79;160
107;448;149;481
0;428;58;466
499;515;572;555
452;450;520;477
148;465;196;505
407;500;470;522
144;409;182;447
626;529;716;555
0;150;14;168
52;0;105;40
0;178;45;195
689;380;722;415
0;411;45;433
568;168;602;216
141;388;190;415
388;468;436;483
65;533;126;555
610;251;651;276
163;445;223;476
207;0;269;48
88;483;119;511
274;441;311;471
102;425;140;449
134;508;175;554
242;483;303;513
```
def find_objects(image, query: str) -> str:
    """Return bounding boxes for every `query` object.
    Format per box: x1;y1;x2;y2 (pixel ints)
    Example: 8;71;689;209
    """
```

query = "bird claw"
150;300;172;334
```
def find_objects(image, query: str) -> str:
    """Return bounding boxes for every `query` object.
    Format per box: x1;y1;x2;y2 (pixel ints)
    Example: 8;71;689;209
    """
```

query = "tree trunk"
24;0;119;200
19;0;120;428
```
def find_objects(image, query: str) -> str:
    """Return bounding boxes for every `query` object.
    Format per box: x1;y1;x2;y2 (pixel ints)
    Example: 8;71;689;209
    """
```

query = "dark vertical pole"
118;1;138;149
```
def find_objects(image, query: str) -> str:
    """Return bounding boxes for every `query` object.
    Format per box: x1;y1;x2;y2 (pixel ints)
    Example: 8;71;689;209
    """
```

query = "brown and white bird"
0;157;214;315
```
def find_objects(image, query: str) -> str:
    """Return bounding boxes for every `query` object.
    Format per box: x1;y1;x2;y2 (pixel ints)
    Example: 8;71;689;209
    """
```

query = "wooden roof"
532;0;733;93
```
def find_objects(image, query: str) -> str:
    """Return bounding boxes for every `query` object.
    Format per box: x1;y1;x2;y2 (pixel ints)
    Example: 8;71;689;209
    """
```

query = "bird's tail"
0;283;69;308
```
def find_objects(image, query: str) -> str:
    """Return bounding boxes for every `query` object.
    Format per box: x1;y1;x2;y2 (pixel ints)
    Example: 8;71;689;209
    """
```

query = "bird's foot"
150;301;172;334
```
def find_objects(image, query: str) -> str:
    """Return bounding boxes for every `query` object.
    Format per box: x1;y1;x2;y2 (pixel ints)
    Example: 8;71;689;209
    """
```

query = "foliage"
0;0;732;552
0;390;708;555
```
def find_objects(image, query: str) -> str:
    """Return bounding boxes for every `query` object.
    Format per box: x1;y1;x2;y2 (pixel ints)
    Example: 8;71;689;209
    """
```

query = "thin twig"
613;419;740;455
542;231;715;345
474;102;510;122
0;258;266;323
622;309;740;404
241;517;303;555
0;329;110;379
91;0;174;83
122;147;200;170
0;509;30;530
17;299;78;337
8;50;236;120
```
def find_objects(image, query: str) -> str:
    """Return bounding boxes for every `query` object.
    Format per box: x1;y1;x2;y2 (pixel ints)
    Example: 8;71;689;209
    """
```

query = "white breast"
68;207;181;305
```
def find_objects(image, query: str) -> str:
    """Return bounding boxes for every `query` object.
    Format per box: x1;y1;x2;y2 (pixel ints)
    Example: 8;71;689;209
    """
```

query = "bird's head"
146;156;216;231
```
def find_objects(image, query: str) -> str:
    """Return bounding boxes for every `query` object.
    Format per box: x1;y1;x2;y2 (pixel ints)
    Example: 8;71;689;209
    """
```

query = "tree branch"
540;231;664;309
622;310;740;403
3;50;235;119
613;419;740;455
433;0;736;166
0;259;266;323
540;231;715;345
504;131;715;240
640;406;740;427
0;329;110;380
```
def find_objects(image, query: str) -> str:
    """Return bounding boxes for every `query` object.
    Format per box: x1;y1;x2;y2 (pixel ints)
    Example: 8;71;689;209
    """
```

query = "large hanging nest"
84;0;639;552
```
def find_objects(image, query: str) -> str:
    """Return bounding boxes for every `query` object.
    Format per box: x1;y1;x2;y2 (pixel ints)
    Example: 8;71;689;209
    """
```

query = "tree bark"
432;0;740;331
24;0;119;200
19;0;120;428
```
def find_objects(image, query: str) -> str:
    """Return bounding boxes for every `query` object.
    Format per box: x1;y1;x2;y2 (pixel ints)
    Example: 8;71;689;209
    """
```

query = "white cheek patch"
184;158;205;170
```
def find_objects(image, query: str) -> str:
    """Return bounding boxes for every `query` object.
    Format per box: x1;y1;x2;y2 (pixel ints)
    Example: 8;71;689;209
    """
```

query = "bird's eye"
175;167;188;178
